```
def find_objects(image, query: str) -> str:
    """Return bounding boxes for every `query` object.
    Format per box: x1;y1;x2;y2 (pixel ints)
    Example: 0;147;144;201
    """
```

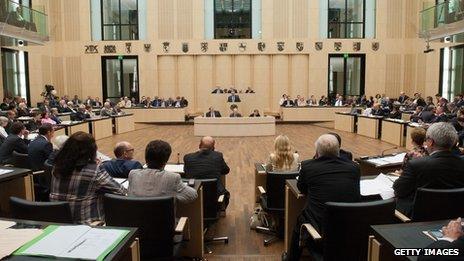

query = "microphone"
177;153;180;164
381;146;398;157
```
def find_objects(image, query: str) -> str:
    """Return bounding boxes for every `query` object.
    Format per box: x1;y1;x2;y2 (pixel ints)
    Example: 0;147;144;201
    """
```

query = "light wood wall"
5;0;446;113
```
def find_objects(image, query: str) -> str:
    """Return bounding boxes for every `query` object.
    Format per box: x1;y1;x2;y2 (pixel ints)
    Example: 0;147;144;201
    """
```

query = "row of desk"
335;112;419;149
280;107;354;122
121;108;186;123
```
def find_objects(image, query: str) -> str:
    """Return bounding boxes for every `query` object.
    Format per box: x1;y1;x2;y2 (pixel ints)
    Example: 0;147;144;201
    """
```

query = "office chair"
103;194;189;260
199;178;229;254
255;171;299;246
396;187;464;222
10;196;73;223
300;199;396;261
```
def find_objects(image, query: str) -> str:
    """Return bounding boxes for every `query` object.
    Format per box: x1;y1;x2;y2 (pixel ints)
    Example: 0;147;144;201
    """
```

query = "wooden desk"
355;154;404;176
89;117;113;140
2;218;140;261
112;114;135;134
357;116;383;139
59;121;90;135
53;126;66;137
334;112;357;133
121;108;186;123
254;163;267;202
381;119;408;146
205;94;262;118
369;220;449;261
194;117;276;137
401;111;414;121
58;112;72;122
177;181;204;258
281;107;353;122
284;180;306;252
0;168;34;217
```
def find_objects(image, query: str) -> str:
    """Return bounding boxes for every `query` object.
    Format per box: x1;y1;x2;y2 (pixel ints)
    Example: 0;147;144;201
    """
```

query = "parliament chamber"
0;0;464;260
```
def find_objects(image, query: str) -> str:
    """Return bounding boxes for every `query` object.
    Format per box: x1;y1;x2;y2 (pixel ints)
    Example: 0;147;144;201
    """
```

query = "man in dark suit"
184;136;230;209
28;124;54;201
205;107;221;118
0;122;30;164
284;134;361;261
393;122;464;216
212;86;224;94
328;132;353;161
398;92;409;104
418;218;464;261
227;91;241;103
433;106;448;123
102;141;143;178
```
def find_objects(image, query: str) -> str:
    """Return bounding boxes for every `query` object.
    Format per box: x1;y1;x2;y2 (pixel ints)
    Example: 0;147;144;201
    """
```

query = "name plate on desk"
366;153;406;167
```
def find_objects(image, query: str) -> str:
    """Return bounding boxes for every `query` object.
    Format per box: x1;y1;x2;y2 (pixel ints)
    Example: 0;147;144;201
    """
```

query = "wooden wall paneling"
253;55;271;112
177;56;195;112
177;0;194;39
49;0;62;41
403;54;416;94
386;0;403;38
416;53;427;95
65;57;83;98
272;55;289;112
405;0;418;38
63;0;80;41
234;55;251;90
157;56;177;98
273;0;289;38
41;55;51;85
196;55;213;112
293;0;309;38
215;55;233;88
385;54;402;97
158;0;175;39
291;55;309;99
51;57;64;95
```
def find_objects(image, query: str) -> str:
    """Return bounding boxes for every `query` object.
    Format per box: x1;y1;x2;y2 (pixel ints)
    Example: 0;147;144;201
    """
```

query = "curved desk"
194;117;276;137
281;107;353;122
121;108;186;123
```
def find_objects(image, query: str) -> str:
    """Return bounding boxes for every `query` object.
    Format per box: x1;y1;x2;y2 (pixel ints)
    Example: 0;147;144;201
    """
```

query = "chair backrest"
103;194;175;260
8;151;30;169
9;196;73;223
321;199;396;261
198;178;219;221
265;171;299;210
412;187;464;222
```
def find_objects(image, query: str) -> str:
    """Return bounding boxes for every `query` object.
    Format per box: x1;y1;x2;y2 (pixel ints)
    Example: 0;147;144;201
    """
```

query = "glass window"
1;48;30;104
214;0;252;39
328;0;365;38
440;45;464;100
328;54;365;101
101;0;138;40
102;56;139;102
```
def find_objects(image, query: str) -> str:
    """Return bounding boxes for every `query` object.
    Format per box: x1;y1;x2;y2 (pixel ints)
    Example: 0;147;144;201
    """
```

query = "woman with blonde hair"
265;135;299;172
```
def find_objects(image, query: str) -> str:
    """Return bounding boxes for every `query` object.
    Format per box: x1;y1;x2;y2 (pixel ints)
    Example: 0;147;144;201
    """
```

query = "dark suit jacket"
282;100;295;107
28;135;53;171
297;156;361;231
393;151;464;216
227;95;241;102
229;112;242;117
418;237;464;261
73;111;90;121
205;111;221;118
421;111;437;123
183;150;230;195
0;135;29;164
103;159;143;178
340;149;353;161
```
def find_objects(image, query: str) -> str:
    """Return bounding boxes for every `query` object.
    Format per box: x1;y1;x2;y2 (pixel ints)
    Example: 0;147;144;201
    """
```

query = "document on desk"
0;228;43;259
360;174;399;200
366;153;406;167
0;169;13;175
15;225;129;260
114;178;128;189
165;164;185;174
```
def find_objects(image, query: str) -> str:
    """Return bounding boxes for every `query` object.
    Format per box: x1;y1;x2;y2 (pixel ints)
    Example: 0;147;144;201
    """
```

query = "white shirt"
335;100;343;106
0;126;8;138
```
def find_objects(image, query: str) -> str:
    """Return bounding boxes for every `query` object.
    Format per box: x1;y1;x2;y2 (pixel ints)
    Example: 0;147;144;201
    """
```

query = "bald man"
183;136;230;209
102;141;143;178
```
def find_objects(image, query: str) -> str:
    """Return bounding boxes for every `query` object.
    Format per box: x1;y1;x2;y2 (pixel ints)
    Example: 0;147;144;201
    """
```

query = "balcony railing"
0;0;48;39
421;0;464;34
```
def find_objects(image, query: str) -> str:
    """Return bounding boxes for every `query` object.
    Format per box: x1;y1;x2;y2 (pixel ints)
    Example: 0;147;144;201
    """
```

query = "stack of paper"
15;225;129;260
0;169;13;175
0;220;44;259
114;178;128;189
165;164;185;174
366;153;406;167
360;174;399;199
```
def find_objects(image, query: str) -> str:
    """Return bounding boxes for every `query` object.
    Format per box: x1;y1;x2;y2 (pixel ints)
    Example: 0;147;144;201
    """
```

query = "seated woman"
50;132;127;224
128;140;197;203
396;127;428;175
41;111;57;125
265;135;299;172
0;116;9;139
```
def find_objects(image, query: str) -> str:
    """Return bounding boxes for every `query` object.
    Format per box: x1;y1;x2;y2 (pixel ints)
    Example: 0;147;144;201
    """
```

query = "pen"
67;239;86;253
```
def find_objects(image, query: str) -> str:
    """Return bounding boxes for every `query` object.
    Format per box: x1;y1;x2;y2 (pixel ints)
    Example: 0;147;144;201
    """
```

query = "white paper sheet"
360;174;399;200
0;229;43;259
165;164;184;174
96;151;111;162
20;225;128;260
0;169;13;176
0;221;16;230
366;153;406;167
114;178;128;189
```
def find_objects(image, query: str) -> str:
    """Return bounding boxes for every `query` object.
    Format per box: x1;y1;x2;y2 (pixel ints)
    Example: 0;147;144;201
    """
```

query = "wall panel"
273;0;289;38
157;56;177;98
177;56;196;111
386;0;403;38
385;54;402;97
177;0;194;39
65;57;83;97
290;55;309;98
51;57;64;95
293;0;309;38
63;0;80;41
272;55;289;111
215;55;233;88
158;0;175;39
234;55;252;90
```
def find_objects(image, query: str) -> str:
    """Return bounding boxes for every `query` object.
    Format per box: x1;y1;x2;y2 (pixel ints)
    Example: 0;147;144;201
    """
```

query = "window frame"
213;0;252;39
327;0;366;39
101;55;140;102
439;44;464;100
327;53;366;98
100;0;139;41
1;47;31;106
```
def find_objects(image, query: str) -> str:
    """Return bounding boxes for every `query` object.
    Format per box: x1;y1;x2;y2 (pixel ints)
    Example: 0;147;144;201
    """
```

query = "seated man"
284;134;361;261
393;122;464;216
0;122;30;164
249;109;261;117
205;107;221;118
418;218;464;261
328;132;353;161
184;136;230;209
100;102;117;117
103;141;143;178
229;105;242;117
227;91;241;103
